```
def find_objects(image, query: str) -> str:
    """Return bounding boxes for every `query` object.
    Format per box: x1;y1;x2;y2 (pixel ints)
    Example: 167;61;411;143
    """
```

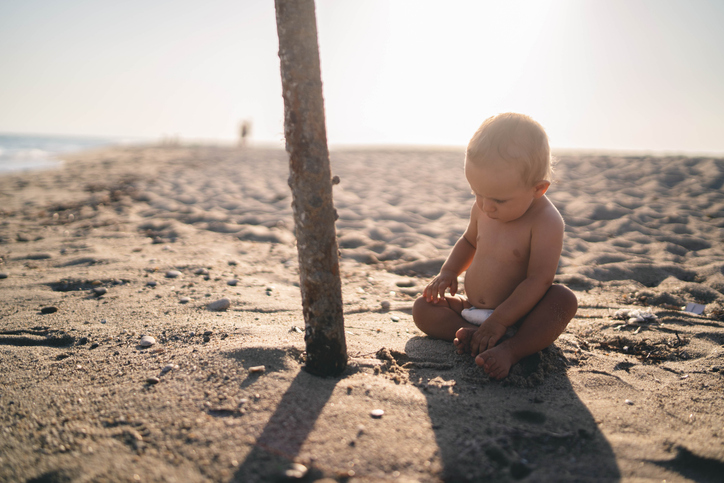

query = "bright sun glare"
0;0;722;153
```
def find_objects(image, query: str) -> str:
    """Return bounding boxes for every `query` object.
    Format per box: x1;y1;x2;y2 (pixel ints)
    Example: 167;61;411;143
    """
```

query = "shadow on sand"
228;347;340;482
227;339;621;482
402;336;621;481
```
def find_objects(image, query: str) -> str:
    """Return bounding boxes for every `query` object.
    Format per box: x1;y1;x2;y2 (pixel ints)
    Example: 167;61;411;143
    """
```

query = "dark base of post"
303;334;347;377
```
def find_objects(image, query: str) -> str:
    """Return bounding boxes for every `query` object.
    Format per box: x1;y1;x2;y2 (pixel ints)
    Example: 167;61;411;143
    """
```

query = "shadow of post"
404;336;622;482
232;363;340;482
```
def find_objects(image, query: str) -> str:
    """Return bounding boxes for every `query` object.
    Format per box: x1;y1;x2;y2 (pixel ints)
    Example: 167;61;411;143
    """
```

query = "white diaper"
460;307;495;326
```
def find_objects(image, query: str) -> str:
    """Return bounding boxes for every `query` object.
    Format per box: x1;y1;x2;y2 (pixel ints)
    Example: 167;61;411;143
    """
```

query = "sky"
1;0;723;153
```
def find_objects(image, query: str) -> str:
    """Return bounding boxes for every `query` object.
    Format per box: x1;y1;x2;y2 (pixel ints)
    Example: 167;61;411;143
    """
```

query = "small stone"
41;306;58;314
203;330;213;337
194;268;209;276
146;376;160;385
390;315;400;322
207;298;231;311
380;300;391;311
249;365;265;374
285;463;308;479
146;280;157;287
370;409;384;418
203;336;210;343
139;335;156;347
89;343;99;350
228;260;238;266
0;272;8;279
166;270;181;279
227;279;238;286
160;364;177;375
78;337;88;345
92;287;107;296
179;297;191;304
625;399;634;405
100;319;107;324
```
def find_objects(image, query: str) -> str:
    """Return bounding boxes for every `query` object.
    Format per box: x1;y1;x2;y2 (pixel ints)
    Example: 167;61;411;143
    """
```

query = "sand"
1;145;723;482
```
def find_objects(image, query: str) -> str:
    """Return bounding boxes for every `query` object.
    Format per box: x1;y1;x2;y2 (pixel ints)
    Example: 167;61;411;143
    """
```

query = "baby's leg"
412;295;477;342
476;285;578;380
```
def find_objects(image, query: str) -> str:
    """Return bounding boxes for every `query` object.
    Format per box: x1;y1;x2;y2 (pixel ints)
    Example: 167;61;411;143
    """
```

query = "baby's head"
465;113;551;188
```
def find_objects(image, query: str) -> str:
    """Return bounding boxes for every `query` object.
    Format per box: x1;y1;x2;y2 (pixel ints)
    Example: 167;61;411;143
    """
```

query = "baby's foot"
454;327;476;354
475;345;518;380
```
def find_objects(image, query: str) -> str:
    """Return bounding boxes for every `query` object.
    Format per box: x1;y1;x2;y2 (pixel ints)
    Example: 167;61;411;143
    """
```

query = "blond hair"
466;113;552;186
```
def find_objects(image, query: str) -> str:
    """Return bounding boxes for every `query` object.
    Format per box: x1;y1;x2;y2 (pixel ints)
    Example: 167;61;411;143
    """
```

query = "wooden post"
275;0;347;376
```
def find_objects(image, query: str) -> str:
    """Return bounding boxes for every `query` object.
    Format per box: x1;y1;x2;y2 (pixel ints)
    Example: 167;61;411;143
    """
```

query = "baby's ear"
533;180;550;198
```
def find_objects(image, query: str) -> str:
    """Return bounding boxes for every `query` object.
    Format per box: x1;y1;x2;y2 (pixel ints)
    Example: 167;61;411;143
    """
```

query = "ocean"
0;133;129;174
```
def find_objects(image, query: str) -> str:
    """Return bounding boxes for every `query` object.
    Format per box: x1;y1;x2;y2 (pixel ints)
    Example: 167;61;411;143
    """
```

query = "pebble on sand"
227;279;238;286
380;300;391;311
92;287;107;296
146;376;160;385
179;297;191;304
207;298;231;311
160;364;178;375
285;463;308;479
370;409;385;418
41;306;58;314
194;268;209;275
249;365;266;374
0;272;8;279
139;335;156;347
166;270;182;278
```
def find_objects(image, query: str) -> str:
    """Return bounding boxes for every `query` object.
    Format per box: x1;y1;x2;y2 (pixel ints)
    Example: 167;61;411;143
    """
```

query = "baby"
412;113;578;380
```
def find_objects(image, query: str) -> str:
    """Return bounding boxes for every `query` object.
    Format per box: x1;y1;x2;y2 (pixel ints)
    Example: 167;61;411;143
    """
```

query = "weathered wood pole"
275;0;347;376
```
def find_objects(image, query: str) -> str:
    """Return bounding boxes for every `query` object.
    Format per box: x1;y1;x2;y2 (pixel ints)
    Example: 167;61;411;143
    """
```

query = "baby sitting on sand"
412;113;578;379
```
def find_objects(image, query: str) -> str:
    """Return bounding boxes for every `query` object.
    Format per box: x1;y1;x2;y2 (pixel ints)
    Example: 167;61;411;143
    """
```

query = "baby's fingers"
470;333;483;356
486;335;500;351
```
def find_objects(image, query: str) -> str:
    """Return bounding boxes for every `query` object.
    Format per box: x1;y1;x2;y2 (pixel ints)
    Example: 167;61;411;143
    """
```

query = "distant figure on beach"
412;113;578;379
239;120;251;147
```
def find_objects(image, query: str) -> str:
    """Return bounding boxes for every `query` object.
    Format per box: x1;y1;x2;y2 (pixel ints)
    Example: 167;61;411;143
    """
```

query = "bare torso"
464;197;556;309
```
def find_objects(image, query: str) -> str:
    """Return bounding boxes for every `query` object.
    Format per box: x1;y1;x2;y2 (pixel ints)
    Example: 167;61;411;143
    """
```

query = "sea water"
0;133;123;174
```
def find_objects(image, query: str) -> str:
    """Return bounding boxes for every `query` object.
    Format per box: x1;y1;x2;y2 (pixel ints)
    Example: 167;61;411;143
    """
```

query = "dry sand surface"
1;145;723;482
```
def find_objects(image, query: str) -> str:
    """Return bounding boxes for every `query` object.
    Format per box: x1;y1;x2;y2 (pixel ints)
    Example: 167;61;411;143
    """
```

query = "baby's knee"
412;296;428;327
550;284;578;319
412;296;441;334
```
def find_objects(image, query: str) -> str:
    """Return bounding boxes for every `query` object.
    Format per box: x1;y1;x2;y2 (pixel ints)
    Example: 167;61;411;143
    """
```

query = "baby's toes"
453;338;465;354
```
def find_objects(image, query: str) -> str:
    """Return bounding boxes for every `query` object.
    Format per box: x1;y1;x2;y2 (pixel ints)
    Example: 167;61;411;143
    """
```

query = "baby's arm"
423;204;477;303
469;209;564;355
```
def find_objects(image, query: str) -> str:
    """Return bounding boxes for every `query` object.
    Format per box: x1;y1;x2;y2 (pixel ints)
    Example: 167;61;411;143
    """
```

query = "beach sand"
1;145;723;482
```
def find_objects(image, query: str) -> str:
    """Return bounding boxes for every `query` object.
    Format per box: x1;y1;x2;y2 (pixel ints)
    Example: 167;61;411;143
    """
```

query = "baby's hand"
422;270;458;303
470;319;507;356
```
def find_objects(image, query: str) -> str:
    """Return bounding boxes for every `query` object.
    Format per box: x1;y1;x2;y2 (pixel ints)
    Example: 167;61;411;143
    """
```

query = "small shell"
139;335;156;347
370;409;384;418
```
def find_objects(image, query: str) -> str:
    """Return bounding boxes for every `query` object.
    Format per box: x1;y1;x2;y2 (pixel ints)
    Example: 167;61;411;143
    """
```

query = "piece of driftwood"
275;0;347;376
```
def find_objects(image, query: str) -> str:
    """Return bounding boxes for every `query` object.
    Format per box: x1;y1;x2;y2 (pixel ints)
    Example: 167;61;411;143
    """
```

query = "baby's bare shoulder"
531;197;564;232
